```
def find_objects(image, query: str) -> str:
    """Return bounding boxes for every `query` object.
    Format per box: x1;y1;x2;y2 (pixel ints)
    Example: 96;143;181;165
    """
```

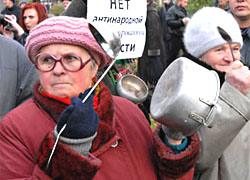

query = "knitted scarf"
34;82;116;152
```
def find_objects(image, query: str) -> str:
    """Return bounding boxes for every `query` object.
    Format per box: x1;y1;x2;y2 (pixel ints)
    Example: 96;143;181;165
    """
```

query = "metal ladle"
217;26;235;61
46;22;121;169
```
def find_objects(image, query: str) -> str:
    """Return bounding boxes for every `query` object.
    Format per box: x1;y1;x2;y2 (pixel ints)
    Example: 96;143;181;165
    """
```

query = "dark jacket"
137;1;167;82
1;5;21;23
16;32;29;46
0;36;38;119
0;82;199;180
241;27;250;68
61;0;87;17
158;2;174;41
166;4;189;37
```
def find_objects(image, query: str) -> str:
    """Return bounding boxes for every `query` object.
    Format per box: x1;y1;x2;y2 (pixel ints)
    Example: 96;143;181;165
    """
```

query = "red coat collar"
34;82;116;151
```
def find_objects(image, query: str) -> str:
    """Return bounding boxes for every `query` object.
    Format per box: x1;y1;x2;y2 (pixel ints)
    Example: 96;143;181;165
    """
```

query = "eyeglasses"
35;52;92;72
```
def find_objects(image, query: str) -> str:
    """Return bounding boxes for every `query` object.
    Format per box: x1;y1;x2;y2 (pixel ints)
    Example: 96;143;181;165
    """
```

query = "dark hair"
19;3;48;33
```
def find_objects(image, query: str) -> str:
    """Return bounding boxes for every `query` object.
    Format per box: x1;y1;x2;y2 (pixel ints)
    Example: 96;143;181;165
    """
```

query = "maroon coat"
0;82;199;179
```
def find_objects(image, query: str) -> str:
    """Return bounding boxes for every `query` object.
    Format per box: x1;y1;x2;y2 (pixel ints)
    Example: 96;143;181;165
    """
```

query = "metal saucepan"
150;57;221;136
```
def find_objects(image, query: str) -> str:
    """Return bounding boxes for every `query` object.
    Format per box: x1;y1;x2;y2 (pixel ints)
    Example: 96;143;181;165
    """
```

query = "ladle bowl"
117;74;148;104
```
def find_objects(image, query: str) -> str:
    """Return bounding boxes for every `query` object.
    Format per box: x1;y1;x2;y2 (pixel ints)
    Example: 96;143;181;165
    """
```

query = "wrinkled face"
38;44;98;98
229;0;250;21
200;43;241;72
23;8;39;31
3;0;13;8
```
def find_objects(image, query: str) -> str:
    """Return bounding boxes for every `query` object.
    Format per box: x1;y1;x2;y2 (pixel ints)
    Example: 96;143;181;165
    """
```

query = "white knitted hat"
184;7;243;58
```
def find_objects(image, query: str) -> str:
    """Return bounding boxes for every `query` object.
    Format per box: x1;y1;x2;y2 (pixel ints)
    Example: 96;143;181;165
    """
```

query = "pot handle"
189;100;221;128
205;102;221;128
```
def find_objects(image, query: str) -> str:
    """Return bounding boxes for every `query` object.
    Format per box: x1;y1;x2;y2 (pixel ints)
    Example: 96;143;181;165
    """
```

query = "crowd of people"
1;2;48;45
0;0;249;179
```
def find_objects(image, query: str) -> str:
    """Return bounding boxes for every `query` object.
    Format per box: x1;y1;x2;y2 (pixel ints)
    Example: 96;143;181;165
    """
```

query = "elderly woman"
183;7;250;180
0;16;199;179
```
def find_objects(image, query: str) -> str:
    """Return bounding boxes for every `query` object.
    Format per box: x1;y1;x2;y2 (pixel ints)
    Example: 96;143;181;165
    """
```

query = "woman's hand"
57;88;100;139
225;61;250;95
4;14;25;37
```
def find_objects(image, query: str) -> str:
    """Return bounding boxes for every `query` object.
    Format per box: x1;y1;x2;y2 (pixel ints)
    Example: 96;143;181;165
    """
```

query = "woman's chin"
50;90;76;98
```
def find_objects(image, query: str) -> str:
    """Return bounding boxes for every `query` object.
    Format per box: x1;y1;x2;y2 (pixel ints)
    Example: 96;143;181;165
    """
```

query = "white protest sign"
87;0;147;59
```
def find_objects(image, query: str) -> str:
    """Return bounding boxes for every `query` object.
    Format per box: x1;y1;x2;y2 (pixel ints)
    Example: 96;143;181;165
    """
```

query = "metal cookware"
117;74;148;104
150;57;221;136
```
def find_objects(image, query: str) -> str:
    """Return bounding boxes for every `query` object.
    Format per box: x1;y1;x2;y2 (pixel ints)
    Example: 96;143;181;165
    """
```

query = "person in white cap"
183;7;250;180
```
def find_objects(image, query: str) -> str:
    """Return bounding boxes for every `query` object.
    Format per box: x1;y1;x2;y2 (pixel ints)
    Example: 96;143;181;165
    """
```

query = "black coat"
166;4;189;37
241;27;250;68
158;2;174;41
1;5;21;23
16;32;28;46
137;2;167;82
61;0;87;18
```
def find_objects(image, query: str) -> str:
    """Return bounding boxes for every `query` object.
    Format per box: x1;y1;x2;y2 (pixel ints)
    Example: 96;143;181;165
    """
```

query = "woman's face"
38;44;98;98
200;43;241;72
23;8;39;31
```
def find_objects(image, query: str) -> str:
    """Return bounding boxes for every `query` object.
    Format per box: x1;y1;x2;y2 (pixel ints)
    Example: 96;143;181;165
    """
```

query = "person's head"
18;0;28;9
147;0;153;5
184;7;243;72
62;0;70;9
19;3;48;32
229;0;250;28
3;0;14;8
218;0;229;9
177;0;188;8
25;16;112;98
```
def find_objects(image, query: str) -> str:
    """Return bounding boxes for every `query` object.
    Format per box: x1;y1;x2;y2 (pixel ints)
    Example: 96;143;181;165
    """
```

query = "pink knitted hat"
25;16;112;68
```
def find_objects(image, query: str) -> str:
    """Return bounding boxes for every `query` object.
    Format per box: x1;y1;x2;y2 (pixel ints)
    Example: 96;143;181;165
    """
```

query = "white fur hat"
184;7;243;58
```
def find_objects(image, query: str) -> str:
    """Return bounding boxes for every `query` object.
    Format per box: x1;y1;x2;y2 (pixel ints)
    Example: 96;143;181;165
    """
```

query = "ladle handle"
228;43;235;62
82;59;116;103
